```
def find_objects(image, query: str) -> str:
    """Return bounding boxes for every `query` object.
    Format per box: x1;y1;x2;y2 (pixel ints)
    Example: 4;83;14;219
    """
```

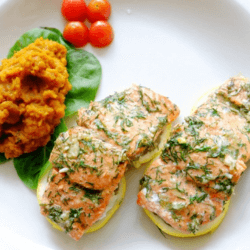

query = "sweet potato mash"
0;37;71;158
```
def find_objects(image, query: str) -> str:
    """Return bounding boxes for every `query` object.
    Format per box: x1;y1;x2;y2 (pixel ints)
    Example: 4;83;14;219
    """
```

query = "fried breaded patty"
0;37;71;158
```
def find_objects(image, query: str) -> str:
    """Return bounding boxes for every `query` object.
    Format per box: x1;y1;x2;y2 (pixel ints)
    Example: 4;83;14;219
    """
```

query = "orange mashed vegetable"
0;37;71;159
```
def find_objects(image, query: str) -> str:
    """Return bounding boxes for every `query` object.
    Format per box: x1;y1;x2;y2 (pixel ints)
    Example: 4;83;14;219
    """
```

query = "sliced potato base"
37;164;126;234
190;86;219;115
85;177;126;233
132;124;172;168
144;200;230;237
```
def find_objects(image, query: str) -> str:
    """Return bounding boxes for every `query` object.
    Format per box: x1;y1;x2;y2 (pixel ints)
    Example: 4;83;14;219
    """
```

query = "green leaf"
38;160;52;183
13;119;67;189
0;153;9;164
157;227;168;238
65;49;102;116
5;27;102;189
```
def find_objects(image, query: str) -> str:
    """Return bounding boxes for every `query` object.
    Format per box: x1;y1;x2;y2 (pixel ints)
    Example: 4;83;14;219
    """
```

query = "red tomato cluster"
61;0;114;48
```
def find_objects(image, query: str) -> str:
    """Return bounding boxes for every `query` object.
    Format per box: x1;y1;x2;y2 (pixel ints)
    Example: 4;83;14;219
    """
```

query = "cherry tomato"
89;21;114;48
61;0;87;21
63;21;89;47
87;0;111;23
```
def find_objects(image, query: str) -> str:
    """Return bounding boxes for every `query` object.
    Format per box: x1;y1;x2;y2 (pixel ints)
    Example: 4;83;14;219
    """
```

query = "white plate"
1;0;250;249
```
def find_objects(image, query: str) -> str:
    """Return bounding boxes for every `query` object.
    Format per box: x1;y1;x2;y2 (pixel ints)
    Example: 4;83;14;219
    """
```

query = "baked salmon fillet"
137;75;250;234
78;84;180;167
40;85;179;240
40;126;128;240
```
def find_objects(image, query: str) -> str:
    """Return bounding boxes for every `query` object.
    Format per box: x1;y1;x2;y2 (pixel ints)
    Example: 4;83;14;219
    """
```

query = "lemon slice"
132;124;172;168
37;163;126;234
142;85;231;237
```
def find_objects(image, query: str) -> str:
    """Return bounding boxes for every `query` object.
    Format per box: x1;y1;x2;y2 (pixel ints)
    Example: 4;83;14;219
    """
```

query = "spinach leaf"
13;119;67;189
0;153;8;164
38;161;52;184
65;49;102;116
5;27;102;189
